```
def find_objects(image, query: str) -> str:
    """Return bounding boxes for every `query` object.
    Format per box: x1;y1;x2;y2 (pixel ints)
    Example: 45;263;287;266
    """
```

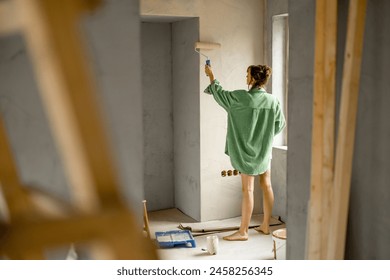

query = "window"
272;14;289;147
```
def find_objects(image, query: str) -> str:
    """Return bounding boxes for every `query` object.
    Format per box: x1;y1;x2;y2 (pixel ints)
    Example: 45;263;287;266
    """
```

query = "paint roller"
194;41;221;66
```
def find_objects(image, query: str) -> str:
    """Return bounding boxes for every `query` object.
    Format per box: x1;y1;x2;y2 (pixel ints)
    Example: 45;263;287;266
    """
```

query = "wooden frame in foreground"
307;0;367;260
0;0;157;259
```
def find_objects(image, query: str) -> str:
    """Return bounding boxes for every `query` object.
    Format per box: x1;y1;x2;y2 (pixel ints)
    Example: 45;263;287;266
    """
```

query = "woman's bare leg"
255;169;273;234
223;174;255;241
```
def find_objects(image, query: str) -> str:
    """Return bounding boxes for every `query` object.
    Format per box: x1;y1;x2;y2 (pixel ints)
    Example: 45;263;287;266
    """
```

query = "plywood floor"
148;208;286;260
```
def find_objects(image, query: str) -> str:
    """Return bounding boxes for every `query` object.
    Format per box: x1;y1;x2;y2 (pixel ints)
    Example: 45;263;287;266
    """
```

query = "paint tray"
155;230;196;248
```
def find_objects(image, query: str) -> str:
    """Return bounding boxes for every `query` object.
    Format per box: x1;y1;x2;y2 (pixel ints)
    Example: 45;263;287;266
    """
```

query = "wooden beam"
327;0;367;260
0;0;21;35
2;210;157;259
0;0;157;260
0;118;29;220
15;0;121;212
143;200;151;238
307;0;337;259
0;117;73;221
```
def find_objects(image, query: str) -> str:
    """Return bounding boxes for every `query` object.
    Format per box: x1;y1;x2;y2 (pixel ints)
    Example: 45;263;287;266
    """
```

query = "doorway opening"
272;14;289;147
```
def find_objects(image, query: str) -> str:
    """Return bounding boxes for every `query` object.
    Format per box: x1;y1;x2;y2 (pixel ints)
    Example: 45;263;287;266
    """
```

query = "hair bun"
247;64;272;88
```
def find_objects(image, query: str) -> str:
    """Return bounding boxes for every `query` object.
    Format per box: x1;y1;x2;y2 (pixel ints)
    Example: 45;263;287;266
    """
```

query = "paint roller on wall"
194;41;221;66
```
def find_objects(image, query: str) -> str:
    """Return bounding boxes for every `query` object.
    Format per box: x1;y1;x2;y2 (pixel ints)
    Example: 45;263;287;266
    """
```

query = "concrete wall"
0;34;71;201
286;0;315;259
287;0;390;259
0;0;144;217
141;23;174;211
344;0;390;259
271;146;287;221
172;19;201;221
81;0;144;213
141;0;264;221
140;19;200;217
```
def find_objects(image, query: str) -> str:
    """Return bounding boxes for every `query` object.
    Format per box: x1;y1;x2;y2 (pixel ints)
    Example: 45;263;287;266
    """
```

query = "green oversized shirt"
204;80;286;175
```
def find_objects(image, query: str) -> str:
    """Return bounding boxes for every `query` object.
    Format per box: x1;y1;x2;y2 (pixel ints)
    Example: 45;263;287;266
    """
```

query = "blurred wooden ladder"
0;0;156;259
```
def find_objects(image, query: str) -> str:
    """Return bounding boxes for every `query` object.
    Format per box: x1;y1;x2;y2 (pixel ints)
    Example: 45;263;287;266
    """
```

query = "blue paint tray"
155;230;196;248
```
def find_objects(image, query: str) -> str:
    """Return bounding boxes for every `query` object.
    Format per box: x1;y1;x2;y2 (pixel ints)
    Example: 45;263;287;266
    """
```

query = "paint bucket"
272;228;287;260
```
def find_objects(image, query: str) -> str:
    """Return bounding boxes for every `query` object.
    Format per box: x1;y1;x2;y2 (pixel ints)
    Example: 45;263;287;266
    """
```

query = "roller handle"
205;59;211;76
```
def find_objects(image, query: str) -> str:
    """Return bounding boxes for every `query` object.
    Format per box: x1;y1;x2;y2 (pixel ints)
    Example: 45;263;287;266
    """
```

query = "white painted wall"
141;23;174;211
141;0;265;221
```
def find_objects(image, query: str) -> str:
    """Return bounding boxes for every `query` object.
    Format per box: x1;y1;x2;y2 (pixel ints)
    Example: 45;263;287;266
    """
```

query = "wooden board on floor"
179;214;282;236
